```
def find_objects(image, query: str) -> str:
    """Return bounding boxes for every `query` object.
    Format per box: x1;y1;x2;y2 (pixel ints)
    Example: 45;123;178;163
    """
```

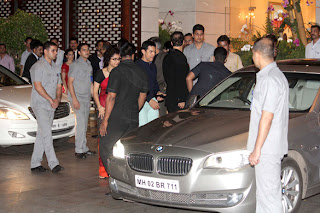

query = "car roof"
238;59;320;74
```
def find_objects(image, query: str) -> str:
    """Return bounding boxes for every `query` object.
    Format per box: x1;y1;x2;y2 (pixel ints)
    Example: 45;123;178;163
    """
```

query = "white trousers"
139;98;159;127
255;154;284;213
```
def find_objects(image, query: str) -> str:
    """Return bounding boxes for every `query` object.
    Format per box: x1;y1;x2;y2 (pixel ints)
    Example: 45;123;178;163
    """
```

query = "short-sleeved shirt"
183;42;215;70
107;59;149;123
305;39;320;58
247;62;289;155
68;57;92;101
190;61;231;97
20;49;31;66
224;52;244;72
30;58;62;111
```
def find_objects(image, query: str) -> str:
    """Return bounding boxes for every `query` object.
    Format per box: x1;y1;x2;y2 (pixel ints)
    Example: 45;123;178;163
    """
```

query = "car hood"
123;108;252;153
0;85;69;114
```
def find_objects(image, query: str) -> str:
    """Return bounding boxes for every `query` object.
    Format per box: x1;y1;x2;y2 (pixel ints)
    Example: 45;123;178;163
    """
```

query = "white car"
0;65;75;147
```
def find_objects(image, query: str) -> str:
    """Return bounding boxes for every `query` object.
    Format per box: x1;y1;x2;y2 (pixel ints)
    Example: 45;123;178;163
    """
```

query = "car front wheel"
281;157;303;213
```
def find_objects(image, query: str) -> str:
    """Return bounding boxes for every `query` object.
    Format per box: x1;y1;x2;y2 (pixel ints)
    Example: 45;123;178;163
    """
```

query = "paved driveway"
0;135;319;213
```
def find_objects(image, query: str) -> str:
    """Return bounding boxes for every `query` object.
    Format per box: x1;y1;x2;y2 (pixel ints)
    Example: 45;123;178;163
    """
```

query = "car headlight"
113;139;125;159
204;150;250;170
0;108;29;120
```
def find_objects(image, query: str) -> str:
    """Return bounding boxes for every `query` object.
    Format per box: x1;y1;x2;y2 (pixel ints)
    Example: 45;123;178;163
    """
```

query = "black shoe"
52;165;64;173
31;166;49;172
85;150;96;156
75;153;86;159
91;135;98;138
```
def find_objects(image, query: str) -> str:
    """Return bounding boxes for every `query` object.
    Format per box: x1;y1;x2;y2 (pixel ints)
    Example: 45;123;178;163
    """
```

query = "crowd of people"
1;23;320;210
3;23;248;177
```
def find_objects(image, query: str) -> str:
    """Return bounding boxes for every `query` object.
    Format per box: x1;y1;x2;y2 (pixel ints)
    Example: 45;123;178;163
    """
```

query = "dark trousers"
166;102;181;113
99;119;138;171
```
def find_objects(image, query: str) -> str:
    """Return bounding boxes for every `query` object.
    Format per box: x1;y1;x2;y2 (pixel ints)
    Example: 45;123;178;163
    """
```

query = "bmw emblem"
156;146;164;152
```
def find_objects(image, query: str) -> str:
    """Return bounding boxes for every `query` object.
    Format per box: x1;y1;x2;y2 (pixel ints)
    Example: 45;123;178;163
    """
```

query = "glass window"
0;66;28;87
198;72;320;112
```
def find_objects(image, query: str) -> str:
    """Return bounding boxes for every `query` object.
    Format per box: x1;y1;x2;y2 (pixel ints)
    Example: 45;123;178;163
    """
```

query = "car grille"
112;178;236;207
128;153;153;173
27;126;75;137
28;102;70;120
157;157;192;176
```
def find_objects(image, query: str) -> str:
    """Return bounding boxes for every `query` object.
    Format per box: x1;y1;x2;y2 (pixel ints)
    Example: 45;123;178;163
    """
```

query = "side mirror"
185;95;200;108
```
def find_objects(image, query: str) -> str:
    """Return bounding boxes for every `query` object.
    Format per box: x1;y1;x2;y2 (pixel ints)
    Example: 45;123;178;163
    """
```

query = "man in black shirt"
186;47;231;97
99;42;149;169
163;31;189;113
22;40;43;82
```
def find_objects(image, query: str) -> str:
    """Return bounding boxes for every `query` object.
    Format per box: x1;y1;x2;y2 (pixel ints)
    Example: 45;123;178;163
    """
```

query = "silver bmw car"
107;59;320;213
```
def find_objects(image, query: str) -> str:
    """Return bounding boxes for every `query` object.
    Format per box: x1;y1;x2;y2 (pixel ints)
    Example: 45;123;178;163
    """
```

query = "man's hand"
249;148;261;166
72;98;80;110
156;91;166;102
100;121;108;136
178;102;185;109
51;99;60;109
98;106;105;118
149;99;160;110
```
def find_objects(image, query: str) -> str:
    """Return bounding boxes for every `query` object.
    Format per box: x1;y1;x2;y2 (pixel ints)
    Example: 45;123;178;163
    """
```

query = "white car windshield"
0;65;29;86
199;72;320;112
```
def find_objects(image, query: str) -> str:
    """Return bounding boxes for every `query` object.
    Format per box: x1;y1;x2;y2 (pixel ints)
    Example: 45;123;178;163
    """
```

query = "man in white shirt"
217;35;243;72
20;37;33;76
305;25;320;58
50;38;65;69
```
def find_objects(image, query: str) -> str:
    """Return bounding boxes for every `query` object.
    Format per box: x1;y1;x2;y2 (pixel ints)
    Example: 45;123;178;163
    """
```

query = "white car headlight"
0;108;29;120
113;139;125;159
204;150;250;170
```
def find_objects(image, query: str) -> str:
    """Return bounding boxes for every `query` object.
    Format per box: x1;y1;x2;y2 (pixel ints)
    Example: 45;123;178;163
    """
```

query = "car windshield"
198;72;320;112
0;65;28;86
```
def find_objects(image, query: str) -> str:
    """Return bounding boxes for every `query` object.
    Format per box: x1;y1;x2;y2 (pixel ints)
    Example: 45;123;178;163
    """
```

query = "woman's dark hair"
64;48;74;56
104;47;120;67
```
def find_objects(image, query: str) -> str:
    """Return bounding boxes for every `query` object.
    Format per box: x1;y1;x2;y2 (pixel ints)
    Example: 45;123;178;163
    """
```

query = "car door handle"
309;146;320;151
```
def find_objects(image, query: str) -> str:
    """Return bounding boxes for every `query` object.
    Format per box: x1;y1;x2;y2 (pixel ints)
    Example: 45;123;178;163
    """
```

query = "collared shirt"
107;59;149;123
305;39;320;58
183;42;215;70
224;52;244;72
68;57;92;101
136;59;159;102
56;48;65;69
0;54;15;72
247;62;289;155
30;58;62;111
99;56;104;69
20;49;32;66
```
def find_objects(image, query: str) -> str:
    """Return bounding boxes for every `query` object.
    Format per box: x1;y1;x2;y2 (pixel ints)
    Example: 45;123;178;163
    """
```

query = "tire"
281;157;303;213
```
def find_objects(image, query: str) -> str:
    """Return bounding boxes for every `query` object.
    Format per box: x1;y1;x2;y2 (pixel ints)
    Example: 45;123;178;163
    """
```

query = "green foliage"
0;9;48;72
264;16;275;35
277;40;305;59
159;25;171;47
237;51;253;67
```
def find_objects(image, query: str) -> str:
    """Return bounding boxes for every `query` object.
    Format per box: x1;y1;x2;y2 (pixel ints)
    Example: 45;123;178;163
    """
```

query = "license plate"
135;175;180;193
52;122;68;130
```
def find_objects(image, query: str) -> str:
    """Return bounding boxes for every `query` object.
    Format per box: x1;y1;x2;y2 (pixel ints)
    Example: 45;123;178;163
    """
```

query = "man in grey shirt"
30;41;64;173
247;37;289;213
183;24;215;70
68;43;94;159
